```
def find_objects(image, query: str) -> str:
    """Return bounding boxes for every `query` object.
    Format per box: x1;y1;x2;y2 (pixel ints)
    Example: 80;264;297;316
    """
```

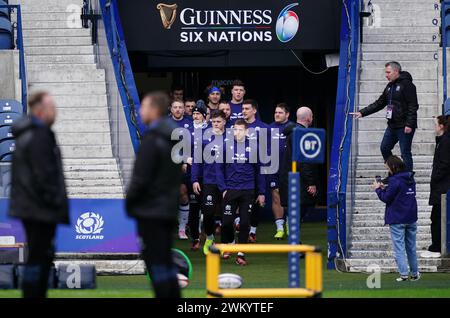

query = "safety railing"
0;3;27;113
327;0;362;270
206;244;323;298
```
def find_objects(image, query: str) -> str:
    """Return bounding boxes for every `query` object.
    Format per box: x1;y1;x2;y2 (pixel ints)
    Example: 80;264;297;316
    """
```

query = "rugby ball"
177;273;189;289
218;273;243;289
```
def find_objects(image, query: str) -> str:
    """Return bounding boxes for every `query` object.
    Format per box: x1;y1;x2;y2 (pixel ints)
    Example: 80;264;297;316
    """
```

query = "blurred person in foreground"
126;91;182;298
9;91;69;298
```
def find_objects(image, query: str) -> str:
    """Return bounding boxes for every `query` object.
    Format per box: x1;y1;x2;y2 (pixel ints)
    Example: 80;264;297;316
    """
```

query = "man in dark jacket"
280;107;318;220
351;61;419;172
422;115;450;258
9;91;69;298
126;91;182;298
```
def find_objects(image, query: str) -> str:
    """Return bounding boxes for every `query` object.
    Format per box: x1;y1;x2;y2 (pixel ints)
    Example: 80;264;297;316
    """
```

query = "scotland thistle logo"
75;212;105;240
276;3;300;43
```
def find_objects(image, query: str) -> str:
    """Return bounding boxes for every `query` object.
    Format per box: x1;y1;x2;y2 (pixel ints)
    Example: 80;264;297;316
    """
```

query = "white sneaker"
178;229;188;240
396;276;409;282
420;251;441;258
410;272;421;282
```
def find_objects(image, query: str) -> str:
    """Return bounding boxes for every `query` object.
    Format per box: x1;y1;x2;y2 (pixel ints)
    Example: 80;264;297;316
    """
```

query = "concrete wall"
0;50;21;101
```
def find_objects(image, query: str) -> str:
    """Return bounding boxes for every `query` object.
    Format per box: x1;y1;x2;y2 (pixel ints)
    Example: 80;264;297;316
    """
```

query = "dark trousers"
429;204;442;253
202;184;222;237
137;219;180;298
222;189;254;244
250;200;261;228
380;127;415;172
187;188;201;241
22;221;56;299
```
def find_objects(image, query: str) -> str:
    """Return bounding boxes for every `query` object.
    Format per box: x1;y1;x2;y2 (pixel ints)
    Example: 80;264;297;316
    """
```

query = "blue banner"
0;199;139;253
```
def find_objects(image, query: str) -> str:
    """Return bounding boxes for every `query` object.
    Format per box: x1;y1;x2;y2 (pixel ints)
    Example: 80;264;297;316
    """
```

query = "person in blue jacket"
216;119;266;266
268;103;293;240
374;155;420;282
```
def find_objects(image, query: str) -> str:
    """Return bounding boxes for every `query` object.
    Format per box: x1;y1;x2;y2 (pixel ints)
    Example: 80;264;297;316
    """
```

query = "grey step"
362;51;438;61
68;193;124;199
63;170;120;180
53;260;142;275
22;21;83;29
356;106;439;119
20;12;83;21
360;61;438;69
54;120;110;133
63;158;118;166
374;17;440;27
359;80;437;93
67;186;124;194
358;118;435;130
357;142;435;156
27;54;95;64
357;130;436;143
28;69;105;83
345;257;442;267
23;28;90;37
360;68;437;80
27;64;97;72
348;250;432;258
24;36;91;46
359;92;437;105
356;155;433;163
363;26;438;35
352;213;430;222
361;43;439;52
354;177;432;185
363;34;439;44
352;219;431;228
350;241;430;250
57;108;109;120
355;169;431;178
52;95;107;107
57;133;112;145
355;183;430;192
64;163;119;172
353;206;432;213
25;45;94;55
347;265;438;273
354;192;431;201
66;179;123;187
354;198;430;207
29;82;106;95
60;145;113;158
351;226;430;236
373;10;440;19
351;233;431;241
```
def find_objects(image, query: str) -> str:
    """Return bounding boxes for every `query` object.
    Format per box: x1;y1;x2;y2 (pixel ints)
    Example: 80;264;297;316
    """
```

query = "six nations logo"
75;212;105;240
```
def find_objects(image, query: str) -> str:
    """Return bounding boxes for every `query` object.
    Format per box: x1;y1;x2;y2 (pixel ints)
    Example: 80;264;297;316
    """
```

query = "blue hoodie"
375;171;418;225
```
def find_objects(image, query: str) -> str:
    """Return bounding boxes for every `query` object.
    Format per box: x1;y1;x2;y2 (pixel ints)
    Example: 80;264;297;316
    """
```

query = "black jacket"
279;123;318;207
126;117;182;221
8;116;69;224
429;131;450;206
360;71;419;129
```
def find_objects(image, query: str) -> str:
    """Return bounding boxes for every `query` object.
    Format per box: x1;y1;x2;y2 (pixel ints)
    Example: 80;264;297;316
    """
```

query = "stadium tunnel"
116;0;342;216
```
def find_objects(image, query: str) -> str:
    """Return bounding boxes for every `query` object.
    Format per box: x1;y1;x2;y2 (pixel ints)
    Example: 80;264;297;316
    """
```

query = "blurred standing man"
280;107;318;222
184;97;196;117
126;91;181;298
170;85;184;102
219;100;233;128
169;99;192;240
351;61;418;173
9;91;69;298
269;103;293;239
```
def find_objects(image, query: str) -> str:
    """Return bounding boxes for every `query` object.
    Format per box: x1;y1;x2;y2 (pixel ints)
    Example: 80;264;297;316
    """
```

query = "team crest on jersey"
232;153;247;162
184;123;190;128
224;205;232;215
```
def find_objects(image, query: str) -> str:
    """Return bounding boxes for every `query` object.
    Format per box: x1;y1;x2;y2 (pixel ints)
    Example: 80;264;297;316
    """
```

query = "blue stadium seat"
0;112;21;127
0;125;13;142
0;99;23;114
0;1;9;19
0;139;14;161
0;16;12;49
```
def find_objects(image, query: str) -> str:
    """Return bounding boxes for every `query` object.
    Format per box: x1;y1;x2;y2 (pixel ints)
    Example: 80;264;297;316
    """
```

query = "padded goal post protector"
0;264;14;289
57;264;96;289
146;248;193;282
16;264;56;289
